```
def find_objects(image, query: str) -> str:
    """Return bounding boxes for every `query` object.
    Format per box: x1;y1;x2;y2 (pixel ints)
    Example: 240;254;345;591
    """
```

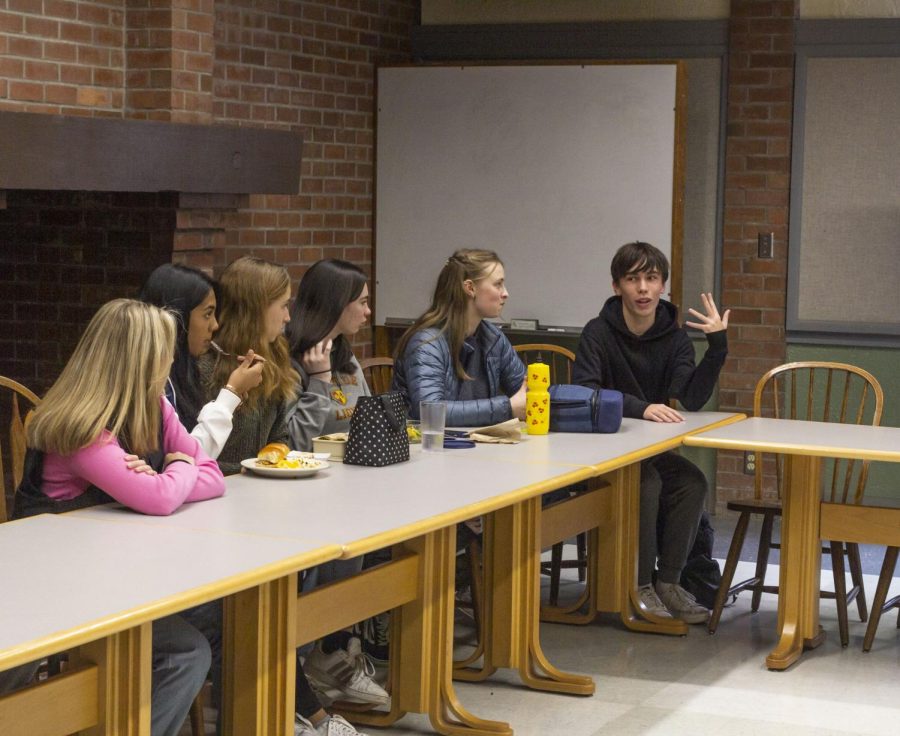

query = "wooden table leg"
456;498;595;696
222;574;297;736
596;464;688;636
394;528;512;736
766;454;825;669
73;623;152;735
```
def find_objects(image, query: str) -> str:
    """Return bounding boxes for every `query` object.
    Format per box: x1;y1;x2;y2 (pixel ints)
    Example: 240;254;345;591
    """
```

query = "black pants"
639;451;708;586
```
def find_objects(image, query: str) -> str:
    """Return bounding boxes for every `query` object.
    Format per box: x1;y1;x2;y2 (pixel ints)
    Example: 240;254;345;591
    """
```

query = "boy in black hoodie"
573;242;729;623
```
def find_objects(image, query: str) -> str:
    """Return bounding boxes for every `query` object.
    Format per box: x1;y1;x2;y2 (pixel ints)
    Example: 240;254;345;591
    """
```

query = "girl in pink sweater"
19;299;224;517
15;298;223;736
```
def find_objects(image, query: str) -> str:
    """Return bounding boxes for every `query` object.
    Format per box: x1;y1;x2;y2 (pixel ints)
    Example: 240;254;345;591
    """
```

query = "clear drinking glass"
419;400;447;452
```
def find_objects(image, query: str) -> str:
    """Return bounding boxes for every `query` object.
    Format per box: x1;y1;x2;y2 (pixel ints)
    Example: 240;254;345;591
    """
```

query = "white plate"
240;458;330;478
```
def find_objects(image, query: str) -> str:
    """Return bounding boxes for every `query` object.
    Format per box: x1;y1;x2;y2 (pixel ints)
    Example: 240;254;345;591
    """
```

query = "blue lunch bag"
548;384;624;433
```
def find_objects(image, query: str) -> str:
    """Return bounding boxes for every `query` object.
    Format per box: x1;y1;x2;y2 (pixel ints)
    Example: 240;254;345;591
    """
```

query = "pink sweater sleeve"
68;399;225;516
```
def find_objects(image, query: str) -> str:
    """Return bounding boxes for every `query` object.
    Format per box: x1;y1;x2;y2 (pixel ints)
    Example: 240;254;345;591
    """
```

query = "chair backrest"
359;357;394;395
513;344;575;385
753;361;884;505
1;377;41;522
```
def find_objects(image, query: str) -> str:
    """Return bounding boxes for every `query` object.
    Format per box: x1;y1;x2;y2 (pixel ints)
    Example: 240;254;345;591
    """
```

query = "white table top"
462;412;743;471
75;450;594;557
0;513;338;669
684;416;900;462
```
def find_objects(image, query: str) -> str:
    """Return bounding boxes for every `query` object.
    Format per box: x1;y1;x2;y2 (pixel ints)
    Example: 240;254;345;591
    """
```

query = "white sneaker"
637;584;673;619
318;714;369;736
655;581;710;624
295;714;369;736
304;637;390;706
295;713;318;736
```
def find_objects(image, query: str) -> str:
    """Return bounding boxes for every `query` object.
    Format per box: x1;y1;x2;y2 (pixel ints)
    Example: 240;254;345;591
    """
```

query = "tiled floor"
181;510;900;735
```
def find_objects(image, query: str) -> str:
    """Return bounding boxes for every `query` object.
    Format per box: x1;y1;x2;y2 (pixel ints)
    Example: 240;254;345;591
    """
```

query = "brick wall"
0;0;126;115
0;0;417;397
199;0;417;326
716;0;795;501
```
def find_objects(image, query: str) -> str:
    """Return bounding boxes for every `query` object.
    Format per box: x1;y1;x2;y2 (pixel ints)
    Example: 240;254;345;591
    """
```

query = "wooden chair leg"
190;687;205;735
846;542;868;622
576;532;587;582
751;512;775;612
863;546;899;652
830;540;850;648
708;511;750;634
467;538;484;640
548;542;563;606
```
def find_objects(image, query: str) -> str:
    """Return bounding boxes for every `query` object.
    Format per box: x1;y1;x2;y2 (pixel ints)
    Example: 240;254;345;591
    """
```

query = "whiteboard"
375;63;680;328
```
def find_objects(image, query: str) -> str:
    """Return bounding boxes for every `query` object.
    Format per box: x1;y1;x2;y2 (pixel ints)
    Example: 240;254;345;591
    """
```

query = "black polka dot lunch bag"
344;391;410;467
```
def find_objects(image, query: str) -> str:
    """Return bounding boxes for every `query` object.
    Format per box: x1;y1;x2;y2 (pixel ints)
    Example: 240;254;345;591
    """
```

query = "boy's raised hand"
685;292;730;333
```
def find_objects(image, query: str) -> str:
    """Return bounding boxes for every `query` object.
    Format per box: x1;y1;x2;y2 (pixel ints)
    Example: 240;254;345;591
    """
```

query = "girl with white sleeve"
140;263;263;457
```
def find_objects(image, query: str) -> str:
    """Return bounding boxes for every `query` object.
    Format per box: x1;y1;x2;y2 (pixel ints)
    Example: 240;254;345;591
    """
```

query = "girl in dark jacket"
393;249;526;427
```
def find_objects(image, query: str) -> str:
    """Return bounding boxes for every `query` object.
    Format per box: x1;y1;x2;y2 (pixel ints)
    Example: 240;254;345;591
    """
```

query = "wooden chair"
709;362;884;647
513;344;585;606
862;546;900;652
359;356;395;394
1;376;40;522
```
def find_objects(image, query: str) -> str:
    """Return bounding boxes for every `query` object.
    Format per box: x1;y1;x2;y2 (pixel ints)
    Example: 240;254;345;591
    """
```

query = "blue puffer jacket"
393;321;526;427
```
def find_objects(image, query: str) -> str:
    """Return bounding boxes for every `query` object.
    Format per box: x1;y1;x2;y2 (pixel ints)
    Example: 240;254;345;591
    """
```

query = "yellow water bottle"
525;358;550;434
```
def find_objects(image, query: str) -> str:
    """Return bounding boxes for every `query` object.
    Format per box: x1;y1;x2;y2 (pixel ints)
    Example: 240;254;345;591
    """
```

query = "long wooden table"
72;451;596;736
450;412;744;689
1;412;743;736
0;513;340;736
685;416;900;669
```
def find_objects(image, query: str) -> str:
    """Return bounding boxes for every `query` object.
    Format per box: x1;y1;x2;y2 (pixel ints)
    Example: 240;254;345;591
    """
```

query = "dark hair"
610;241;669;284
139;263;216;430
287;259;368;379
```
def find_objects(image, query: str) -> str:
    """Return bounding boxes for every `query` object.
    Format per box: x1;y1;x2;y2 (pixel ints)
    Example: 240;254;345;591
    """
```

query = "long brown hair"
210;256;298;409
394;249;503;380
28;299;176;456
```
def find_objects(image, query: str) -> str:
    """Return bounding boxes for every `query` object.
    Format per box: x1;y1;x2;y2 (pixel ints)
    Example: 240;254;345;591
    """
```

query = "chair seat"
726;498;782;514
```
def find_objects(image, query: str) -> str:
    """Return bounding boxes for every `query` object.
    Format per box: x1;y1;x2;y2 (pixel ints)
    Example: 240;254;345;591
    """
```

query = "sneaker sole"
305;669;390;706
673;611;710;625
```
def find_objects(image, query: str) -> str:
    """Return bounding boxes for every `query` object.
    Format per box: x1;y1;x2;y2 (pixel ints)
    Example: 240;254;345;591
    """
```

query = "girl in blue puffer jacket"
393;249;527;427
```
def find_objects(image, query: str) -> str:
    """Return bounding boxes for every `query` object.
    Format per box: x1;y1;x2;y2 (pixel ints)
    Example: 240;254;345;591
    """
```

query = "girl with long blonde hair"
393;249;527;426
197;256;299;475
15;298;223;736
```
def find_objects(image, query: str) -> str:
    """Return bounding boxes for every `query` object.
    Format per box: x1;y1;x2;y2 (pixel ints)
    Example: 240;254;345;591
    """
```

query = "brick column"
717;0;796;503
125;0;214;123
173;193;246;274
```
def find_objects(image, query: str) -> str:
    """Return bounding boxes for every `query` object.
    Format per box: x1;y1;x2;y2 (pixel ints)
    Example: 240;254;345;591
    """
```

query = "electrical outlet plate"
758;232;774;259
743;450;756;474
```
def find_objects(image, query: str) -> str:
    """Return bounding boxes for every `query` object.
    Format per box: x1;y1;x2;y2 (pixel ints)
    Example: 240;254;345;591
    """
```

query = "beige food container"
312;433;347;462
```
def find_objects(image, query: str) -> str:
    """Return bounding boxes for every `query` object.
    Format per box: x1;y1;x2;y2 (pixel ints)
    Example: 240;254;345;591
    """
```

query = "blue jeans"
0;615;209;736
152;614;211;736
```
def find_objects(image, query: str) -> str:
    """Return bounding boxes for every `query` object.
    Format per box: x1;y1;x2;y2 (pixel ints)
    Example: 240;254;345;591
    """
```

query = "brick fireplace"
1;0;416;385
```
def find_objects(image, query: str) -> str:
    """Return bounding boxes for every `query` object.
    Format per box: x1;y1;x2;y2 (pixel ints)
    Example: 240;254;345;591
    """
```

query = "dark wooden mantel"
0;111;303;195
